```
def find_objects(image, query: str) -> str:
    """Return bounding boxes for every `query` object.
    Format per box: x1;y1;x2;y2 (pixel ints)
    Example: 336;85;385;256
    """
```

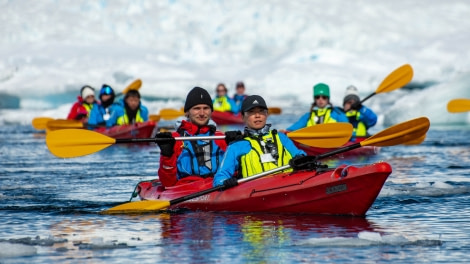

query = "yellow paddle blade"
149;114;161;122
376;64;413;93
159;108;185;120
32;117;54;130
122;79;142;94
268;107;282;115
447;98;470;113
46;119;84;131
287;123;353;148
102;200;171;215
46;129;116;158
362;117;430;147
403;134;426;145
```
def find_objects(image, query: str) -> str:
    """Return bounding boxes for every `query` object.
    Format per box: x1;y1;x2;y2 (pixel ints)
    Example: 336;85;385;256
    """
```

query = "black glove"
224;130;243;145
155;132;175;157
222;177;238;190
289;155;318;171
352;102;362;110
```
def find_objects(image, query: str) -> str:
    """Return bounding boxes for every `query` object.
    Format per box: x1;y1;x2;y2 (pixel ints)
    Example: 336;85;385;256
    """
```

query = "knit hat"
184;87;213;112
80;85;95;99
343;85;360;106
241;95;268;113
313;83;330;97
345;85;359;96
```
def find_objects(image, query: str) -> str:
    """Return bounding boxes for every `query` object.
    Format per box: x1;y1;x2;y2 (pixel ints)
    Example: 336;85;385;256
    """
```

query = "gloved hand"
155;132;176;157
224;130;243;145
222;177;239;190
289;155;318;171
352;102;362;111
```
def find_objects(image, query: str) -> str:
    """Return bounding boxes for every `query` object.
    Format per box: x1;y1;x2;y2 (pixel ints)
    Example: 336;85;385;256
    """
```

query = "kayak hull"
211;111;244;125
295;137;380;157
137;162;392;216
94;121;157;139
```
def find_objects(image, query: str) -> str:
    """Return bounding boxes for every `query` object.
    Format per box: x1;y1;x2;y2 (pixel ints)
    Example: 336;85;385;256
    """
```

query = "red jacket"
67;96;93;121
158;120;227;187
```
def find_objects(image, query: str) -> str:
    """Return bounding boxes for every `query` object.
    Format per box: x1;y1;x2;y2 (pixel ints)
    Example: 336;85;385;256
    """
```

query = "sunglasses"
216;89;226;93
314;95;328;100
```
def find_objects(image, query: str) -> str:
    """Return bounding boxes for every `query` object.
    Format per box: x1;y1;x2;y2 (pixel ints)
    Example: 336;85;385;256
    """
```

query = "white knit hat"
345;85;359;96
81;86;95;99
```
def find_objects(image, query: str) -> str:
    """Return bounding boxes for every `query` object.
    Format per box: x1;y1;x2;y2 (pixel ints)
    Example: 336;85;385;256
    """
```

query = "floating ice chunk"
432;181;453;189
357;231;382;241
0;242;37;258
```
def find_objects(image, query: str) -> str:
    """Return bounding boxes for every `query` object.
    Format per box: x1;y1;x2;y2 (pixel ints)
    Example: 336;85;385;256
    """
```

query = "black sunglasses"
314;95;328;100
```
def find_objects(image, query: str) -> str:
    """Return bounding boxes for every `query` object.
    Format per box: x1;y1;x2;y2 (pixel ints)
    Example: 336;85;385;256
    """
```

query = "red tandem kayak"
94;120;157;139
295;137;380;158
211;111;244;125
136;161;392;216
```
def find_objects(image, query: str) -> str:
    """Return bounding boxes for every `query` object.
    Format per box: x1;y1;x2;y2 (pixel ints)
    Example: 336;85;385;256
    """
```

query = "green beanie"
313;83;330;98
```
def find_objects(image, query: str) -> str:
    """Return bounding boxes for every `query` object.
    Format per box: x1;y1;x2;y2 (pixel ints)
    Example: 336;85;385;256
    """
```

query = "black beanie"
343;94;360;106
184;87;213;112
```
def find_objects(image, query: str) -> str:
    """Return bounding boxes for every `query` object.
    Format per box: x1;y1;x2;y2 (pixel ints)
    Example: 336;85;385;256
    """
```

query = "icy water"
1;116;470;263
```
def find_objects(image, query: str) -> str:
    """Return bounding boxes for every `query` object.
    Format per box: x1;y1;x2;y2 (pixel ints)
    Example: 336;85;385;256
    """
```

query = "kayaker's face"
84;95;95;104
243;107;268;130
216;85;227;97
236;86;245;95
314;95;329;108
125;96;140;110
187;104;212;127
101;94;112;103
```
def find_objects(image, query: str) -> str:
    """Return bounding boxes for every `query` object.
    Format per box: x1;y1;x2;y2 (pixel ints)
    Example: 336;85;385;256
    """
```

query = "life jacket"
213;96;232;112
345;110;367;137
306;107;336;126
117;109;144;125
82;103;94;117
240;130;293;177
177;121;225;179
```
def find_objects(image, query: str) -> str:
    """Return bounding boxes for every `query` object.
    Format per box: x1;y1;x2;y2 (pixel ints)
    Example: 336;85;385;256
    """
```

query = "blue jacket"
87;103;121;128
286;106;348;131
232;93;247;114
213;131;306;187
107;99;149;125
176;129;226;179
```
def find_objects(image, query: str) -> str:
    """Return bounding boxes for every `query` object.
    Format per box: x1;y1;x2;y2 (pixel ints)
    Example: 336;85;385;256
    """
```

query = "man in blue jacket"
213;95;306;188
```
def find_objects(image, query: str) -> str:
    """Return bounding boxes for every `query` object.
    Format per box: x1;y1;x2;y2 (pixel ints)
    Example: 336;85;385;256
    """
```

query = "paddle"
447;98;470;113
360;64;413;104
116;79;142;97
286;123;353;148
46;119;84;131
159;108;185;120
102;116;430;214
32;117;54;130
268;107;282;115
46;123;353;158
149;114;161;122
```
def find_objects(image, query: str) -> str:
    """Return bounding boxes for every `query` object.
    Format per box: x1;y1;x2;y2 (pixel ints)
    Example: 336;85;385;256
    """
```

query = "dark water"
1;117;470;263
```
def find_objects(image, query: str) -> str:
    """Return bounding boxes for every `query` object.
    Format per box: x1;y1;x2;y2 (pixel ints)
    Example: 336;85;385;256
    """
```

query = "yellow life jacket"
306;107;336;126
213;96;232;112
117;109;144;125
83;103;93;117
345;110;367;137
240;130;293;177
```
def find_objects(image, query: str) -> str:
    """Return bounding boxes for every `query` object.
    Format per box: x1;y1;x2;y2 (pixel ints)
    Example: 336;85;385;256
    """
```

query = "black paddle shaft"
316;142;362;160
115;135;226;144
